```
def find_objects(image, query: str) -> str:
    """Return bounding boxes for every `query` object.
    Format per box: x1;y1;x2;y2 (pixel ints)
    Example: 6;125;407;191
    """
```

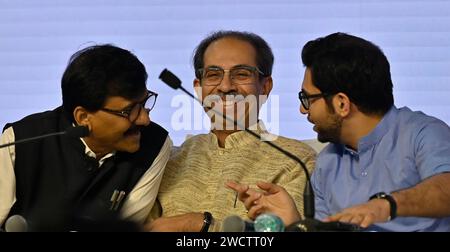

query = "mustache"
124;125;143;134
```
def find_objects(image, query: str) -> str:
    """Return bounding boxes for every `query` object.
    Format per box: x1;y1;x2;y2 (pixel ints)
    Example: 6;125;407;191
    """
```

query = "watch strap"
200;212;212;232
369;192;397;221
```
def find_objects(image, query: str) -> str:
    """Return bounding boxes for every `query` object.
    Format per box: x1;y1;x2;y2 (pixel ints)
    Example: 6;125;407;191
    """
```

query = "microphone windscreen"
222;215;246;232
159;69;181;89
5;215;28;232
66;126;90;138
254;213;285;232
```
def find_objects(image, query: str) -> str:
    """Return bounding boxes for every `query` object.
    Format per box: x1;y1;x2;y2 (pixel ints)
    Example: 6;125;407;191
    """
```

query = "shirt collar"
358;105;398;152
73;122;115;167
79;137;115;167
209;120;271;149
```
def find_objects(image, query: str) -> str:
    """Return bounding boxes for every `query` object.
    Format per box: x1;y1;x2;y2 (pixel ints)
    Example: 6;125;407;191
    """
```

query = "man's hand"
226;181;301;226
324;198;391;228
144;212;204;232
226;181;262;212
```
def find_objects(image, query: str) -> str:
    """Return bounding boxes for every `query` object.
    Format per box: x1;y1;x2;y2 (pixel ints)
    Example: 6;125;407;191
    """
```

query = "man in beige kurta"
146;30;316;232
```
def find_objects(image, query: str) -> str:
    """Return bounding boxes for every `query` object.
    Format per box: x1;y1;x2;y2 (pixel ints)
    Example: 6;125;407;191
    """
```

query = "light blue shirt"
312;106;450;231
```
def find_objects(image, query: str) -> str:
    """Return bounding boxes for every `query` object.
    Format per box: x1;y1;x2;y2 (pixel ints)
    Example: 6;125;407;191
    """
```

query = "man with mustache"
229;33;450;231
146;31;316;232
0;45;172;231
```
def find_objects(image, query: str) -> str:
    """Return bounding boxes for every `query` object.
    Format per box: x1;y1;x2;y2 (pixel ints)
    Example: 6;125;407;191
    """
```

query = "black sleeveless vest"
3;107;168;231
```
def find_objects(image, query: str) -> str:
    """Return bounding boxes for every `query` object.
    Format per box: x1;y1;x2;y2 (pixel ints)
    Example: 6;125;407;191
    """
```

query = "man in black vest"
0;45;172;231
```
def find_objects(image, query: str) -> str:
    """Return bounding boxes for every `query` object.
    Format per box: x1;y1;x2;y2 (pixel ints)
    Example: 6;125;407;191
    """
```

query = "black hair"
61;44;147;122
193;30;274;78
301;32;394;115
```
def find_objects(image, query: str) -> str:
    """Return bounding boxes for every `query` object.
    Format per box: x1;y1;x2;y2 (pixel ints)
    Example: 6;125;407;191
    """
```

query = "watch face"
377;192;388;198
370;192;387;200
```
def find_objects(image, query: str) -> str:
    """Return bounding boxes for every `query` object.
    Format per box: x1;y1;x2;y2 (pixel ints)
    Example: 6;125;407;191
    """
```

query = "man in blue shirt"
227;32;450;231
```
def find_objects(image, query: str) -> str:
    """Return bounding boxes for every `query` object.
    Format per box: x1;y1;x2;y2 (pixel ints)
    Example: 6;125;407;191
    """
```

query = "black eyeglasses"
100;90;158;123
196;65;265;86
298;90;331;110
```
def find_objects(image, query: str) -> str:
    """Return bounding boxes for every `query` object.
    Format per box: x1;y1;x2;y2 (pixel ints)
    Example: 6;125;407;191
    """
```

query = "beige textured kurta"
149;126;316;231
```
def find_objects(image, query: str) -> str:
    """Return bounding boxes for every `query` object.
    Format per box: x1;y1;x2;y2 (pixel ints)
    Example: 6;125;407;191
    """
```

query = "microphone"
5;215;28;232
65;125;90;138
222;214;284;232
0;125;90;149
285;218;363;232
222;215;254;232
160;69;198;102
159;69;362;232
3;214;140;232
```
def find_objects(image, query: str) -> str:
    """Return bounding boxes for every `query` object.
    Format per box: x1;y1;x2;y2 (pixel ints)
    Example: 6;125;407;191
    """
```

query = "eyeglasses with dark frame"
196;65;266;86
100;90;158;123
298;90;331;110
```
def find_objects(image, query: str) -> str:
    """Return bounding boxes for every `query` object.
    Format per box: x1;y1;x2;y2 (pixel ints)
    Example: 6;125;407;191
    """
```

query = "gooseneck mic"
222;215;255;232
161;68;315;217
159;69;314;218
285;217;363;232
222;214;285;232
0;125;90;149
159;69;362;232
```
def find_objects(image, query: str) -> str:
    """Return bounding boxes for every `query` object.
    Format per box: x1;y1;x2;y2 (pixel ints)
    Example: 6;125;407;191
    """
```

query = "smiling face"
78;91;151;156
194;37;272;131
300;68;342;143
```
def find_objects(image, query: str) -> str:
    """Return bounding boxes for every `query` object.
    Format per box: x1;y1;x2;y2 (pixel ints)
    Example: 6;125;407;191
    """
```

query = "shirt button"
361;171;368;177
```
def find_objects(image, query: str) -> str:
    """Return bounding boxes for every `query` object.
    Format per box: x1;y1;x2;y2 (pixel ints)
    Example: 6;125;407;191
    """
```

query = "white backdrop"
1;0;449;145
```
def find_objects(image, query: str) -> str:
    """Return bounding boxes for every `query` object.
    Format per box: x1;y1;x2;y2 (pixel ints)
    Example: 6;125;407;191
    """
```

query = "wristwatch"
369;192;397;221
200;212;212;232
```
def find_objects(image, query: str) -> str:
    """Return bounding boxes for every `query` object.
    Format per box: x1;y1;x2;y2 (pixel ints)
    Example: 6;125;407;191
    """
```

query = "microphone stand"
0;126;89;149
159;69;314;219
0;132;65;149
